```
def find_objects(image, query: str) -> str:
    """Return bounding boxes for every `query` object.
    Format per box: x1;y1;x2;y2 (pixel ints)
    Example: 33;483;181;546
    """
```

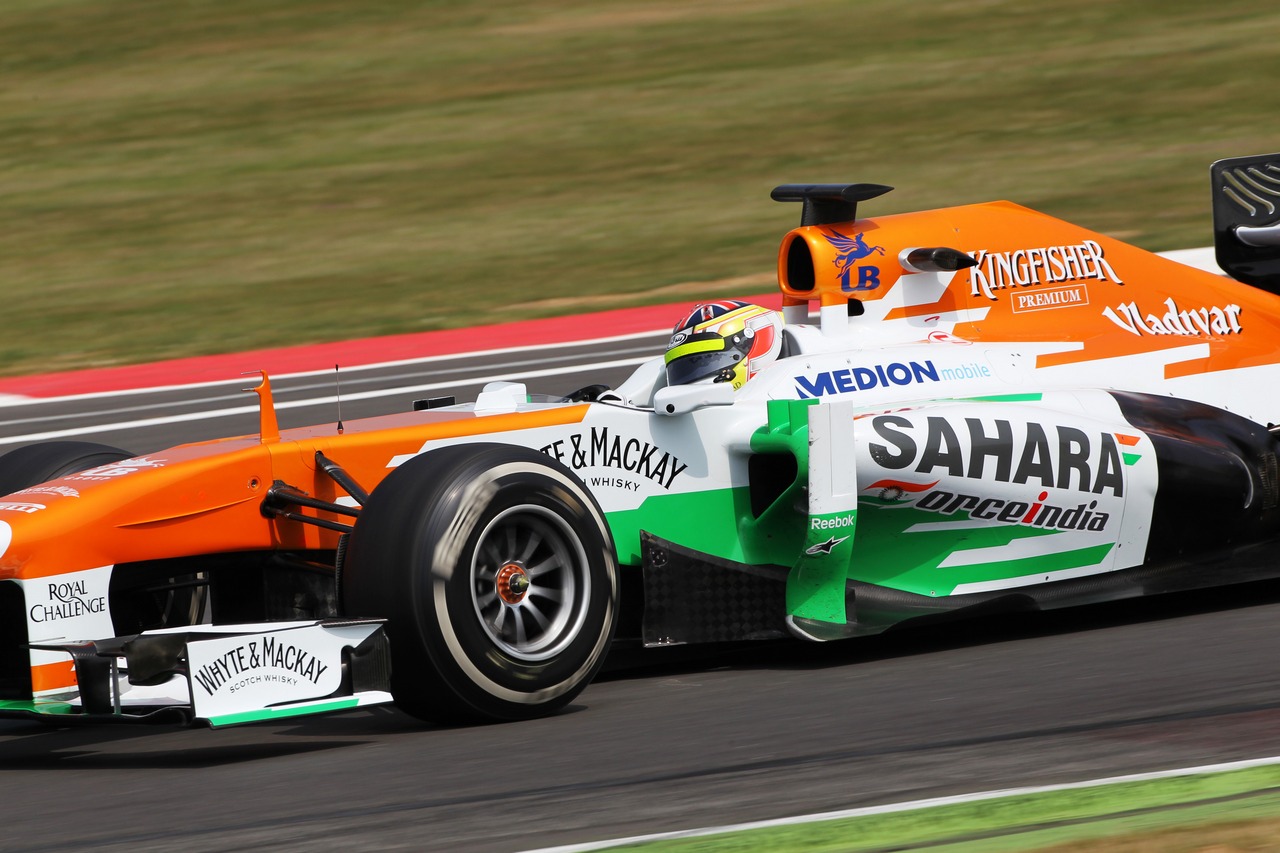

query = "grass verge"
2;0;1278;375
604;762;1280;851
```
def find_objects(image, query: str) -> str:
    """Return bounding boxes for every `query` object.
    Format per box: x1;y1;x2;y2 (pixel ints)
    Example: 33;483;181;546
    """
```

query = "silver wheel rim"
471;504;591;661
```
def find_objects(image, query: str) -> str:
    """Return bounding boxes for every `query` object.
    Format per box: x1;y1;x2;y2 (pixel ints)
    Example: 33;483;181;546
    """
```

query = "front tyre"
0;441;133;494
341;443;619;724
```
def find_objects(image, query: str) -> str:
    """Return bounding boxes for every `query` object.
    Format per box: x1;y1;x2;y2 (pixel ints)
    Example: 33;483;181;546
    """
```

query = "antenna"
334;364;344;435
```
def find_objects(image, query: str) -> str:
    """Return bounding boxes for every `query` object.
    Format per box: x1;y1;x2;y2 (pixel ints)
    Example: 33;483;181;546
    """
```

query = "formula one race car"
3;153;1280;728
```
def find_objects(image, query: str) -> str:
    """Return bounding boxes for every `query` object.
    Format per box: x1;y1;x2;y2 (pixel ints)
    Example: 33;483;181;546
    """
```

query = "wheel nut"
496;564;530;604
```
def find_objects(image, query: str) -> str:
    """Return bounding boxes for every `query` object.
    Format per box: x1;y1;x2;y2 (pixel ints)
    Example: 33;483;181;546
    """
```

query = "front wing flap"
3;619;392;727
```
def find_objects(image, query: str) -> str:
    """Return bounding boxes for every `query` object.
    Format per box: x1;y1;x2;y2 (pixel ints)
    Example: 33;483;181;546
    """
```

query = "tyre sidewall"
414;455;619;706
345;444;618;721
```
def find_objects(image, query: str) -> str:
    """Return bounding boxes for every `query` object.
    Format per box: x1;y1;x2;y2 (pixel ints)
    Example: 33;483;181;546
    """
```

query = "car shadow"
0;727;364;769
597;575;1280;679
6;578;1279;767
0;705;422;769
0;699;597;769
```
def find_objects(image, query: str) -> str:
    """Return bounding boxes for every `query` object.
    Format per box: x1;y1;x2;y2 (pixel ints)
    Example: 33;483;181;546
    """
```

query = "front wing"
0;619;392;728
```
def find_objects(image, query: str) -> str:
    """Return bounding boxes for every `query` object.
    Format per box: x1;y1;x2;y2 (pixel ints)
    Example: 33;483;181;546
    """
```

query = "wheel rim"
471;505;591;661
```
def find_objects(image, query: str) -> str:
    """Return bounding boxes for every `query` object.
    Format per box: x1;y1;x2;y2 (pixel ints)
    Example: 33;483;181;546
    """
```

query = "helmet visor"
665;333;750;386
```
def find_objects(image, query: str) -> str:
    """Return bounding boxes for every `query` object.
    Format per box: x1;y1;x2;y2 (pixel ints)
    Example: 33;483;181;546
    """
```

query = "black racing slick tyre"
0;441;133;494
341;443;619;724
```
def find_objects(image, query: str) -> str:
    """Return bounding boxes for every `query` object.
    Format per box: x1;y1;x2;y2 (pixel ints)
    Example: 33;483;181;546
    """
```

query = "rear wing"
1212;152;1280;292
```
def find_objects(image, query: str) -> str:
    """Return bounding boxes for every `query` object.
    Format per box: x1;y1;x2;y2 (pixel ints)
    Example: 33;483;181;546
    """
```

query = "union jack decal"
673;300;751;332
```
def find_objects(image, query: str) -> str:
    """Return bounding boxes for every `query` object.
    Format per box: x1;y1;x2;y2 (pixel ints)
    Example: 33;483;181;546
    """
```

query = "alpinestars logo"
806;536;848;556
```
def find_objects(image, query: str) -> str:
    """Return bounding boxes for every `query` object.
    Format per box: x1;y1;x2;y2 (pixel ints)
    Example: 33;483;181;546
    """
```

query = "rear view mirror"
652;383;735;415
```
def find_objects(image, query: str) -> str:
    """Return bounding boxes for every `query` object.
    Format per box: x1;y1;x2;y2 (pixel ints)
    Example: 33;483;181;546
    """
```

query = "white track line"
0;247;1226;412
0;328;669;409
0;356;652;448
0;246;1228;437
525;754;1280;853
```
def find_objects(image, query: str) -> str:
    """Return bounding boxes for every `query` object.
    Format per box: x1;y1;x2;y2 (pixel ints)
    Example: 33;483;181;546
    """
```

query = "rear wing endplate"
1211;152;1280;292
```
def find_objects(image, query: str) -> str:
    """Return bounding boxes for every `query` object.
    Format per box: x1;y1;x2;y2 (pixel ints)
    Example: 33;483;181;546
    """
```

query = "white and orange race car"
2;152;1280;728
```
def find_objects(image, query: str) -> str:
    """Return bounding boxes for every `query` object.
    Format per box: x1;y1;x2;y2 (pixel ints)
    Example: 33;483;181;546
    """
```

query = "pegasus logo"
823;229;884;291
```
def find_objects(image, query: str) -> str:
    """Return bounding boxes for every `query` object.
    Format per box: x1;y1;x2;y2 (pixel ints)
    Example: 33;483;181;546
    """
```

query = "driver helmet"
665;301;783;389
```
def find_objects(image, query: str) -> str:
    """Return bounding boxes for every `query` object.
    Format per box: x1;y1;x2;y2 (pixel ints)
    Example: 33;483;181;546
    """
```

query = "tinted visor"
665;332;750;386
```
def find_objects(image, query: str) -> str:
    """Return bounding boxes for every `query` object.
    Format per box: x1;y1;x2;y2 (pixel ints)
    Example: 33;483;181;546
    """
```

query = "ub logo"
823;229;884;291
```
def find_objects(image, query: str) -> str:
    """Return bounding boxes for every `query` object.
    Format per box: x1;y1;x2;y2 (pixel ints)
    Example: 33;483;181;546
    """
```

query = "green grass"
604;763;1280;851
2;0;1278;375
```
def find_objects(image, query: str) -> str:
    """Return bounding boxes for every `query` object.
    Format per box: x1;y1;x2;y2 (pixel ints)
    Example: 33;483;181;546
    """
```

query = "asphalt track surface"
3;312;1280;852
